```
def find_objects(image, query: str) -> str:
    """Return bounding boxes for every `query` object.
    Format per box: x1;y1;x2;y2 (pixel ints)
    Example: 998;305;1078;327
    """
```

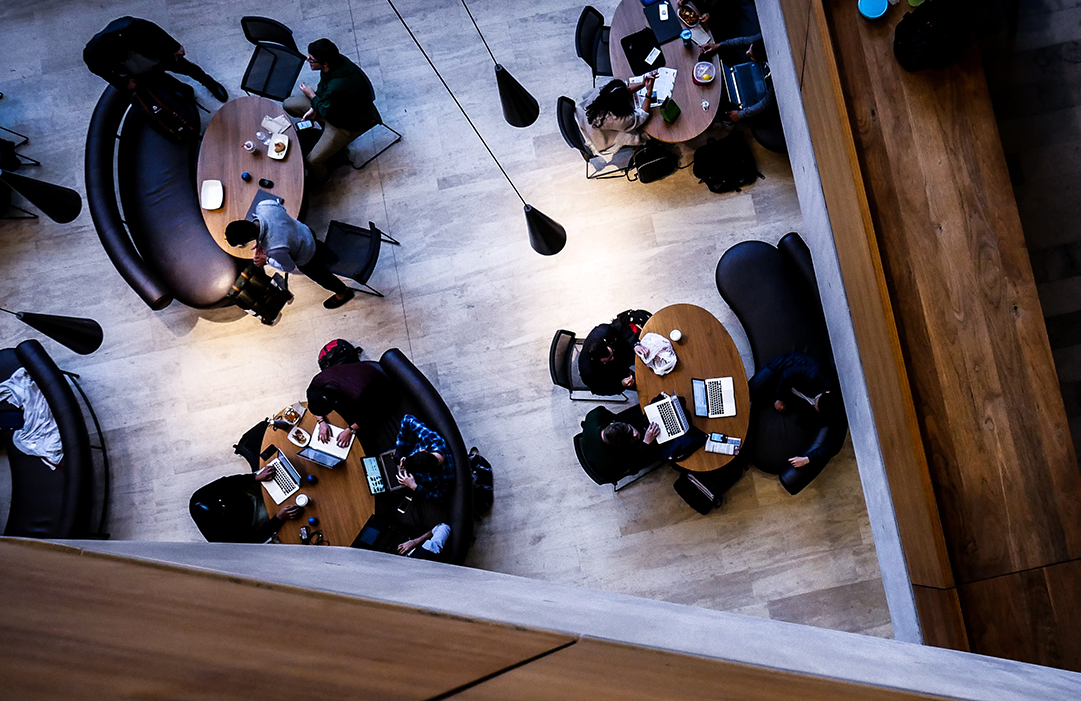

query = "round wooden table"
259;405;375;546
635;304;750;472
609;0;723;143
197;96;304;258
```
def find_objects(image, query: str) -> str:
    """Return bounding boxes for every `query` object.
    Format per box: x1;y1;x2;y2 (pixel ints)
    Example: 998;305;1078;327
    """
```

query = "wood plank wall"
779;0;1081;670
0;540;950;701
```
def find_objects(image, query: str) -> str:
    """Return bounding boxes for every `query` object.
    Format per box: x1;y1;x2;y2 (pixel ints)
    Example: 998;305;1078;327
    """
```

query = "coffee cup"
681;29;693;47
295;494;310;507
670;329;682;342
243;140;255;152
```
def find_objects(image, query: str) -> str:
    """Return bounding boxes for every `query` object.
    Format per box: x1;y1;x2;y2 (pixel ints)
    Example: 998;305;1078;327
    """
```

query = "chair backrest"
573;432;610;486
324;220;382;284
241;16;301;54
188;475;265;543
556;96;593;163
549;329;576;389
233;419;269;472
576;7;604;63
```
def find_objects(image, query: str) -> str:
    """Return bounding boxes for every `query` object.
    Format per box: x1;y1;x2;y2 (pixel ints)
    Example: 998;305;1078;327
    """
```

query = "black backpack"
468;447;494;519
227;264;293;325
893;0;970;73
318;339;362;370
692;133;763;194
628;143;680;183
673;460;745;515
131;75;200;143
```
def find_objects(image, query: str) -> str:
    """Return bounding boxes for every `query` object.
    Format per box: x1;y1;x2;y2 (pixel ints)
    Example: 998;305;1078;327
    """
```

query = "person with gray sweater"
225;199;354;309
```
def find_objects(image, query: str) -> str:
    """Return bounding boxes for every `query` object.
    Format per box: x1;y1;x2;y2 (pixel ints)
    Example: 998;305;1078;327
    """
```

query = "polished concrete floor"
0;0;889;636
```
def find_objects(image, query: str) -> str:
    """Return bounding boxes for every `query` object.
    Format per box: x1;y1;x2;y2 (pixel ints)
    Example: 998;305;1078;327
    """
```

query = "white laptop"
298;423;354;468
261;452;301;504
643;394;690;444
692;377;737;418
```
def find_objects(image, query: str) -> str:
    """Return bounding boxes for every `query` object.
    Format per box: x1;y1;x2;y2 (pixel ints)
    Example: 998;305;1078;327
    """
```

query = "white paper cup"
295;494;310;508
670;329;682;342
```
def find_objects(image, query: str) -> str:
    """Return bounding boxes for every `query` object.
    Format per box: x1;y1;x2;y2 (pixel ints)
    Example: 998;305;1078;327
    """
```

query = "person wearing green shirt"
284;38;378;182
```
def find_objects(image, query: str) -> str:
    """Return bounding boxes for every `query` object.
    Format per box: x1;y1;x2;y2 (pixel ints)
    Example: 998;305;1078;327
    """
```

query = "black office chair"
573;432;663;492
550;329;628;402
556;96;632;180
323;220;400;298
347;69;403;170
189;474;272;543
575;7;613;87
234;418;269;472
1;126;40;168
240;17;306;101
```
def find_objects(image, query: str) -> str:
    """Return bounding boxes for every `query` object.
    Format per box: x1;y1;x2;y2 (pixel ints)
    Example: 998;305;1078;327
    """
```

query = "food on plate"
693;61;715;83
273;140;286;153
283;407;300;423
292;429;305;442
679;5;699;26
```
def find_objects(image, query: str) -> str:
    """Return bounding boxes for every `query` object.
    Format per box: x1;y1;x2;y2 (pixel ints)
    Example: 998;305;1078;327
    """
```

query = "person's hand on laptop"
643;422;661;445
789;456;810;469
316;419;332;443
255;465;275;481
277;504;301;520
397;537;421;555
336;425;354;448
396;461;417;490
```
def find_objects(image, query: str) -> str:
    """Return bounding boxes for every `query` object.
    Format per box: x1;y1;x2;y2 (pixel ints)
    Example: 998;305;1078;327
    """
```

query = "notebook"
643;2;682;44
692;377;737;418
643;394;690;443
621;28;666;76
244;189;284;221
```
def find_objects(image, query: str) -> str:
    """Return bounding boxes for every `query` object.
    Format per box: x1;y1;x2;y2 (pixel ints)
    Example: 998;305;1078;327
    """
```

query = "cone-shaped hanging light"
495;64;539;128
524;205;566;256
1;308;103;355
0;170;82;223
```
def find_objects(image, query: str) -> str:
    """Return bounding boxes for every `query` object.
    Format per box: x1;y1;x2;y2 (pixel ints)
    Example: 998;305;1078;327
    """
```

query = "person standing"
284;38;377;182
83;17;228;101
225;199;354;309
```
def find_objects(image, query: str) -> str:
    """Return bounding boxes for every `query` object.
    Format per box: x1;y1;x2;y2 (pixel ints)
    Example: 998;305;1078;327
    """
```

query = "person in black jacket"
83;17;227;101
749;352;844;470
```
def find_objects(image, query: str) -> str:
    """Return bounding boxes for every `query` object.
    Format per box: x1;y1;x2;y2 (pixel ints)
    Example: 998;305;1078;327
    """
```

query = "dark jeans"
297;240;349;296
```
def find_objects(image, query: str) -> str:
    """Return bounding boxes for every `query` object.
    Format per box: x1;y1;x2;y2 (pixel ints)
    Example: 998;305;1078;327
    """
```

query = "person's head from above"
404;451;440;474
813;390;839;418
586;79;635;128
601;421;640;448
584;336;616;365
306;388;336;418
225;219;259;247
307;38;341;72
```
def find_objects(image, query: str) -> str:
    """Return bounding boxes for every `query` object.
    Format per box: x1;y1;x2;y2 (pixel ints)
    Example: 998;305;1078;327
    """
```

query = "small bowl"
692;61;715;85
858;0;888;20
288;427;310;447
678;6;699;27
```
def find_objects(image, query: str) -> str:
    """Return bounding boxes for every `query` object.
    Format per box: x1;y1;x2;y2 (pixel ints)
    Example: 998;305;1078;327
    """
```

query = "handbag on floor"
673;459;745;515
628;143;680;184
692;133;763;194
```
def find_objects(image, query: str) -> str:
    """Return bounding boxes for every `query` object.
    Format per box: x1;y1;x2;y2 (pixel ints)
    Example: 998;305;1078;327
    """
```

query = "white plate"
268;134;289;160
200;179;223;210
287;426;310;447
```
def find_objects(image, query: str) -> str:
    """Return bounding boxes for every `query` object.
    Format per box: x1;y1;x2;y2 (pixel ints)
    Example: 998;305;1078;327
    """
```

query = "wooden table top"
197;96;304;259
635;304;749;472
609;0;722;143
259;405;375;547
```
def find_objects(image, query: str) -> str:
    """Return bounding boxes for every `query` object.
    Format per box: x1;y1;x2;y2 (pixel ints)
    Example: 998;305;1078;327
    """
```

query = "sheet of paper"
261;114;292;134
633;67;678;104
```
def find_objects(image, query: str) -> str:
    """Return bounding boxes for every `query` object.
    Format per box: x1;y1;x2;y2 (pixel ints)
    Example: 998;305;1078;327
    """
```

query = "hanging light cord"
384;0;525;206
0;308;16;315
460;0;497;65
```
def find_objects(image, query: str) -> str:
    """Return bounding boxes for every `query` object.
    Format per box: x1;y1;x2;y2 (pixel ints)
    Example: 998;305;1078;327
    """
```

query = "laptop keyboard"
707;381;725;414
273;462;299;493
657;400;682;436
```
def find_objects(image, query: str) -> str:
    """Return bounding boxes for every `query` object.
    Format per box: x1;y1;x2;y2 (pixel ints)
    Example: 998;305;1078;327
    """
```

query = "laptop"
643;394;690;444
363;449;405;495
621;28;666;76
350;514;409;554
244;189;284;221
643;1;682;45
260;451;301;504
297;423;355;468
722;61;768;110
692;377;737;418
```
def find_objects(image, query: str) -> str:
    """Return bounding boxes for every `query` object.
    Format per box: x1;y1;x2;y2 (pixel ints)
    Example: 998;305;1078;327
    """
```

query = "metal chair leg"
0;124;29;147
613;460;666;492
350;123;403;170
1;204;37;220
348;283;384;298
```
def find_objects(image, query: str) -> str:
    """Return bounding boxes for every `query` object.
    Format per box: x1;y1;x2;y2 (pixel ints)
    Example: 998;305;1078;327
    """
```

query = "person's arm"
412;452;455;502
730;81;773;122
397;529;434;555
265;248;297;273
128;18;182;61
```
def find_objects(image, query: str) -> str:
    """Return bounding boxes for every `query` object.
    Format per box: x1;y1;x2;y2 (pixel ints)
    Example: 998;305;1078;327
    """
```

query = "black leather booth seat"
0;341;96;538
716;233;847;494
85;86;241;309
355;349;473;565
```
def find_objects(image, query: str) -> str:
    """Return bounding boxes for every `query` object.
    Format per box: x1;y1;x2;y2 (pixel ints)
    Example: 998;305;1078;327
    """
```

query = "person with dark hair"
306;361;390;449
578;323;640;396
283;38;377;182
575;75;655;155
392;414;455;503
749;352;843;470
83;16;227;101
225;198;354;309
580;405;673;481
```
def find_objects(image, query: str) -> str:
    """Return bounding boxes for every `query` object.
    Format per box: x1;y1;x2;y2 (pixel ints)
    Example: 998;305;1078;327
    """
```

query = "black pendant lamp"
0;169;82;223
1;308;104;355
461;0;539;128
387;0;565;254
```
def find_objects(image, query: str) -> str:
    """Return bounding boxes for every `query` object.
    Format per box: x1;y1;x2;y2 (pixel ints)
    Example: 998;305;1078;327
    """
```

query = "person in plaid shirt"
393;414;455;503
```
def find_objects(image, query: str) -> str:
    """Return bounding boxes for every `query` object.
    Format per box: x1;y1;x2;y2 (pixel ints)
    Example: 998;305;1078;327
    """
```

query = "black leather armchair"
0;340;108;538
716;233;847;494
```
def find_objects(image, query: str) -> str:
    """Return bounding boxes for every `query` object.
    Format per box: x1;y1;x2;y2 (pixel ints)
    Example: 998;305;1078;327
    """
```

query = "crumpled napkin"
635;332;678;375
262;114;292;135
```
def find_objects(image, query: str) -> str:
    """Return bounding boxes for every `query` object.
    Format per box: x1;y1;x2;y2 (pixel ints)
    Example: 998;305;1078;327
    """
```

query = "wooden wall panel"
777;0;954;590
821;1;1081;585
912;585;969;652
957;559;1081;672
0;540;573;701
452;637;948;701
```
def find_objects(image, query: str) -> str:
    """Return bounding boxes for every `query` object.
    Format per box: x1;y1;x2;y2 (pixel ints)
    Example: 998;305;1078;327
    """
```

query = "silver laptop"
643;394;689;444
692;377;736;418
298;423;354;468
261;451;301;504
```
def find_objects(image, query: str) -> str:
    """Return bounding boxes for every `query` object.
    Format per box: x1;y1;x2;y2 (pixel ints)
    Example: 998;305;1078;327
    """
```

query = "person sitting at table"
575;75;656;155
699;37;772;123
397;523;451;560
581;405;707;481
306;361;390;449
83;16;228;101
191;469;302;543
579;322;640;396
225;198;354;309
393;414;456;503
749;351;845;471
283;38;377;183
